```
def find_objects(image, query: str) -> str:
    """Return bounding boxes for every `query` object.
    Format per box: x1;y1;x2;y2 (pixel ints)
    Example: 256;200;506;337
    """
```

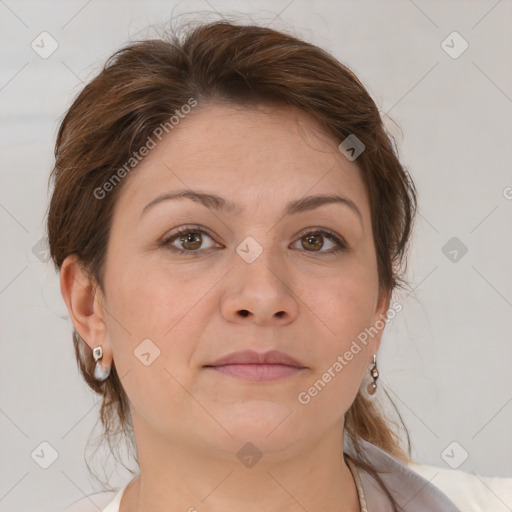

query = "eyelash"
160;224;348;257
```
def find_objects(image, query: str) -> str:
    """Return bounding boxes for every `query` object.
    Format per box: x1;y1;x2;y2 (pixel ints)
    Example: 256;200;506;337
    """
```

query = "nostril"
239;310;250;317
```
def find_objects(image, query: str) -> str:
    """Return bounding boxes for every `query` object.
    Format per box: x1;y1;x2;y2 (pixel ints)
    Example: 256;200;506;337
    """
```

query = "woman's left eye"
291;229;347;254
160;226;347;256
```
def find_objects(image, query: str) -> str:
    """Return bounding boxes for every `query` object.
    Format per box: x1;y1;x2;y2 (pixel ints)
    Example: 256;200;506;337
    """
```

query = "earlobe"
59;255;111;364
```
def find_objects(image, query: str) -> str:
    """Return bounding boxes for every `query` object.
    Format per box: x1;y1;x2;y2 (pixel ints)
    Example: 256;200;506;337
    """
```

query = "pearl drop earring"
92;345;111;381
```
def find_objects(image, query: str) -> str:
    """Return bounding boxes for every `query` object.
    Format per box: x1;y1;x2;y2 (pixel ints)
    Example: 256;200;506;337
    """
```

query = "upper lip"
205;349;306;368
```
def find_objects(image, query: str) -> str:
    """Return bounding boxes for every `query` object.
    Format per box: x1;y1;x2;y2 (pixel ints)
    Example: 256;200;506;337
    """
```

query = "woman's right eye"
161;226;220;256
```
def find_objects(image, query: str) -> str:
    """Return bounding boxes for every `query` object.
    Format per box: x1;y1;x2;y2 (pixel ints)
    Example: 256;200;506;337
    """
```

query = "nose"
220;250;299;326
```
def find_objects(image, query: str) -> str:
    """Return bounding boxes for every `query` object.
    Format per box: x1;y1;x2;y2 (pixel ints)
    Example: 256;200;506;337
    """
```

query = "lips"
204;349;306;368
203;349;307;382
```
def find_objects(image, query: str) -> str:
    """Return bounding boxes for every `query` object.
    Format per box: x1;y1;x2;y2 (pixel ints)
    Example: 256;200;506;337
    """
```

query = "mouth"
203;349;307;382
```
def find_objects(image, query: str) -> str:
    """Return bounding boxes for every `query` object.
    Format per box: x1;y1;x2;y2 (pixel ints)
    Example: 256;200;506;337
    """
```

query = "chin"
214;400;302;447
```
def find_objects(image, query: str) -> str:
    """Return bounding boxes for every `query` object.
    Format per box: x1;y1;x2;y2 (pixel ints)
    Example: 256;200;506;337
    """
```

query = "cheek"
297;289;374;421
103;261;205;427
107;255;206;337
306;259;379;346
297;262;378;403
104;257;216;384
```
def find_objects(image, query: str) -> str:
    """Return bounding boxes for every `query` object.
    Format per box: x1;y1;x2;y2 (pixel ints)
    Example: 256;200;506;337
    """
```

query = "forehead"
115;102;369;221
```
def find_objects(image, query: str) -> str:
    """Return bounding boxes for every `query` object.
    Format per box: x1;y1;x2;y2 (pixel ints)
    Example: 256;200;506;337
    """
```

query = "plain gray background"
1;1;511;511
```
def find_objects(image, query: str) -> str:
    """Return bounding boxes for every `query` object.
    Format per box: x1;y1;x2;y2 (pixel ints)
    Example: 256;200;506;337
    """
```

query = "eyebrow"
140;189;363;224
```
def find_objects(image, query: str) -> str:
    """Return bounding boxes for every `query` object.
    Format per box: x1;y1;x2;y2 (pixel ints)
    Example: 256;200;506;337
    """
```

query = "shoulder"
349;439;461;511
409;461;512;512
58;489;121;512
350;438;512;512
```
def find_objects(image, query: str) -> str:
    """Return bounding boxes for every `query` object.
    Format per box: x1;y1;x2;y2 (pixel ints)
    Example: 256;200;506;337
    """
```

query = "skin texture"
60;102;390;512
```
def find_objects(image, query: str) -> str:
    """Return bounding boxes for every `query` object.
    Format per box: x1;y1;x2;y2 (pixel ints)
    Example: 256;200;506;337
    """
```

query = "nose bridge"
221;231;299;324
236;232;287;294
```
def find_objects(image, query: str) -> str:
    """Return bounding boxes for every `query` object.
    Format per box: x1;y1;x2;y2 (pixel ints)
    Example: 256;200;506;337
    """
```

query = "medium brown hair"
46;20;416;507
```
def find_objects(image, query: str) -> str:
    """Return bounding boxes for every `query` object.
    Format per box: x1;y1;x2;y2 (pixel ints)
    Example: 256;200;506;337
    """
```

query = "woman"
48;21;461;511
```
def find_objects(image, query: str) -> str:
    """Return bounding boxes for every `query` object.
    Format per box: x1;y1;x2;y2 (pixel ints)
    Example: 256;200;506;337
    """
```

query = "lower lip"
205;364;303;381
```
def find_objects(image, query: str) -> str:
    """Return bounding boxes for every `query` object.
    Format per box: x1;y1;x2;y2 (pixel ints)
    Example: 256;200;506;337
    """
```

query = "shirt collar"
344;438;461;511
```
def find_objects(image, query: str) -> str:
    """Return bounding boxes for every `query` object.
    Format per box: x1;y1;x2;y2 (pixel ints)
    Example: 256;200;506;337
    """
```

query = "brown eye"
302;233;324;251
292;229;347;255
161;226;220;255
179;232;202;251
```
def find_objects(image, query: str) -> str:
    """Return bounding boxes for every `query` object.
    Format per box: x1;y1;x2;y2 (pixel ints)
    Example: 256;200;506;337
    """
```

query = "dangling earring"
367;354;379;395
92;345;111;381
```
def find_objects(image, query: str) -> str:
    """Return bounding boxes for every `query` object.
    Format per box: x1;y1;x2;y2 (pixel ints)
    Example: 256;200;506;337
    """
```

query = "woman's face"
96;103;389;459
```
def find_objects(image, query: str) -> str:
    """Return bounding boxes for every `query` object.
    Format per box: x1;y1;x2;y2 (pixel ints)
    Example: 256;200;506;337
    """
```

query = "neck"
120;419;360;512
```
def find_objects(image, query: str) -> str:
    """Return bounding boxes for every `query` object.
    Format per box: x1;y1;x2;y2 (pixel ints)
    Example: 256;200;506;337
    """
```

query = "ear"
369;287;392;355
59;254;112;366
